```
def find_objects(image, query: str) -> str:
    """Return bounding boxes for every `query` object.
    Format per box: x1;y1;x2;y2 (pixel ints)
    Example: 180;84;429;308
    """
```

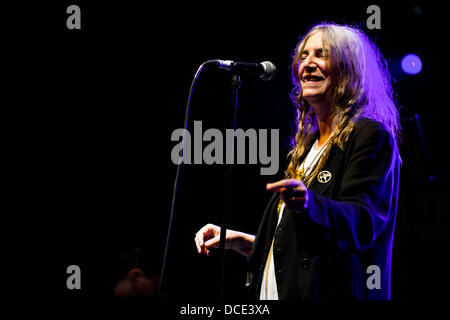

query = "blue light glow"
401;54;422;75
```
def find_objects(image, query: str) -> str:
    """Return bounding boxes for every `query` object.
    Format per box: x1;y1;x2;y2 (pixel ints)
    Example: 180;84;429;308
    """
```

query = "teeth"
304;78;322;82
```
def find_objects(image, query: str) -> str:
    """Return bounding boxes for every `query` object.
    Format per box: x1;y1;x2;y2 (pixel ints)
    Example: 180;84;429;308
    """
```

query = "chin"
303;93;325;102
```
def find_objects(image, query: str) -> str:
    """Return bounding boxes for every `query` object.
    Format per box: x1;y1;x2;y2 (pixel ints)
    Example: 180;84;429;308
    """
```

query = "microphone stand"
218;73;240;301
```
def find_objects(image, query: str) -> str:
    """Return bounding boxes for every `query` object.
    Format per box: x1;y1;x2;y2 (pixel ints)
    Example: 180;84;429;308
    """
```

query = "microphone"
208;60;277;81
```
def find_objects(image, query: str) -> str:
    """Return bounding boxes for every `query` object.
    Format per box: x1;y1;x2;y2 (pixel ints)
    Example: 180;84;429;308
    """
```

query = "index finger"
266;179;302;192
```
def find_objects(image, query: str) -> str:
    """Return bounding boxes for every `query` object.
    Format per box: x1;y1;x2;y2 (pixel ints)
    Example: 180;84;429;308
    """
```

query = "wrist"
232;231;255;257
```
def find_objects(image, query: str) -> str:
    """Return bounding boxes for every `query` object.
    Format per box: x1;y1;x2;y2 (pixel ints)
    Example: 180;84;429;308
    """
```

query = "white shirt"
259;139;327;300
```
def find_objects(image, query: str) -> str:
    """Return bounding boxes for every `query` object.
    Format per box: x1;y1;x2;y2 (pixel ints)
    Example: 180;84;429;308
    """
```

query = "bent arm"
306;124;400;252
194;224;255;257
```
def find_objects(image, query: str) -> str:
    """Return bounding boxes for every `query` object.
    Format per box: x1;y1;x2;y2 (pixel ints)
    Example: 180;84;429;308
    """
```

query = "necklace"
300;137;330;179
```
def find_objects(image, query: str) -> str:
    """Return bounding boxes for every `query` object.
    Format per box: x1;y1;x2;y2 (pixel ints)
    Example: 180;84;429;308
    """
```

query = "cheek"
318;61;329;77
297;64;304;79
324;77;334;89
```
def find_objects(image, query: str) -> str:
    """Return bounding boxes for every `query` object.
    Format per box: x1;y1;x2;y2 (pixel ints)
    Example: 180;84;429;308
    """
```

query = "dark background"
9;0;449;309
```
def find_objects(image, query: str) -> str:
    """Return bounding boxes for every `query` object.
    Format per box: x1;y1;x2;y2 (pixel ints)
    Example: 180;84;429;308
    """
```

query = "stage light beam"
401;54;422;75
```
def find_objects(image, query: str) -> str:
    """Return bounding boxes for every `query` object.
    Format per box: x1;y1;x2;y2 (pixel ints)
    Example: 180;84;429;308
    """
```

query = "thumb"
204;236;220;249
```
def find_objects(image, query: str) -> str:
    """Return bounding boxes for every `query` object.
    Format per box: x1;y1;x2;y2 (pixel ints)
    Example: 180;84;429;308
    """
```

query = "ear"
127;268;145;282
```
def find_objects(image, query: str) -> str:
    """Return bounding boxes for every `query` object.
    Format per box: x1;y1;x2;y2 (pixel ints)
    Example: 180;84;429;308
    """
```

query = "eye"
299;50;308;62
316;49;325;58
318;49;330;59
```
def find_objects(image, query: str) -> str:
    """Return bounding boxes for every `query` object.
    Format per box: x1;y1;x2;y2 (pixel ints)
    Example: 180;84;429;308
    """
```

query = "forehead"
302;31;324;50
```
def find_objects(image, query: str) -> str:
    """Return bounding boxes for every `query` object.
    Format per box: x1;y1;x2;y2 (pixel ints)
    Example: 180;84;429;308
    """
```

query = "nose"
304;65;316;74
301;55;317;75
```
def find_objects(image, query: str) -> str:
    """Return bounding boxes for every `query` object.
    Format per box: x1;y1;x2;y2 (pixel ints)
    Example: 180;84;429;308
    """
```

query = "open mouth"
302;75;325;82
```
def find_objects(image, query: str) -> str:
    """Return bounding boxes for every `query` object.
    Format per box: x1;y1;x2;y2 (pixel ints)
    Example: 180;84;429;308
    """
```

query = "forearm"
230;230;255;257
307;190;389;252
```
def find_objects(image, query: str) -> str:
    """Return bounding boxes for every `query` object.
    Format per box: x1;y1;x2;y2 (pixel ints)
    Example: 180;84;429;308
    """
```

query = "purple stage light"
401;54;422;75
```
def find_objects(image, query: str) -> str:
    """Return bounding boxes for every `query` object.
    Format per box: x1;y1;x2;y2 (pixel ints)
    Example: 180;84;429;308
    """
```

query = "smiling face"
297;31;334;106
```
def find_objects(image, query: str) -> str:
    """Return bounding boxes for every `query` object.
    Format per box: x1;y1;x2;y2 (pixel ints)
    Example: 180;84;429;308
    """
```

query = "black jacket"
248;118;400;300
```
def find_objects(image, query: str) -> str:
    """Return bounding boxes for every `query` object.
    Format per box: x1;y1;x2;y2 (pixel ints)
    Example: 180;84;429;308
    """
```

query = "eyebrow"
300;48;324;56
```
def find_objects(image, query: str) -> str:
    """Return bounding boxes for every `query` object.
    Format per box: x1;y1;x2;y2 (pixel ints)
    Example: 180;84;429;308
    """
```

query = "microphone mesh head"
260;61;277;81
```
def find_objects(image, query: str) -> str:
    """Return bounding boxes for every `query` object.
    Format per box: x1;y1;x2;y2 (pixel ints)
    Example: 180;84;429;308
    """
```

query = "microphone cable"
158;61;211;297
